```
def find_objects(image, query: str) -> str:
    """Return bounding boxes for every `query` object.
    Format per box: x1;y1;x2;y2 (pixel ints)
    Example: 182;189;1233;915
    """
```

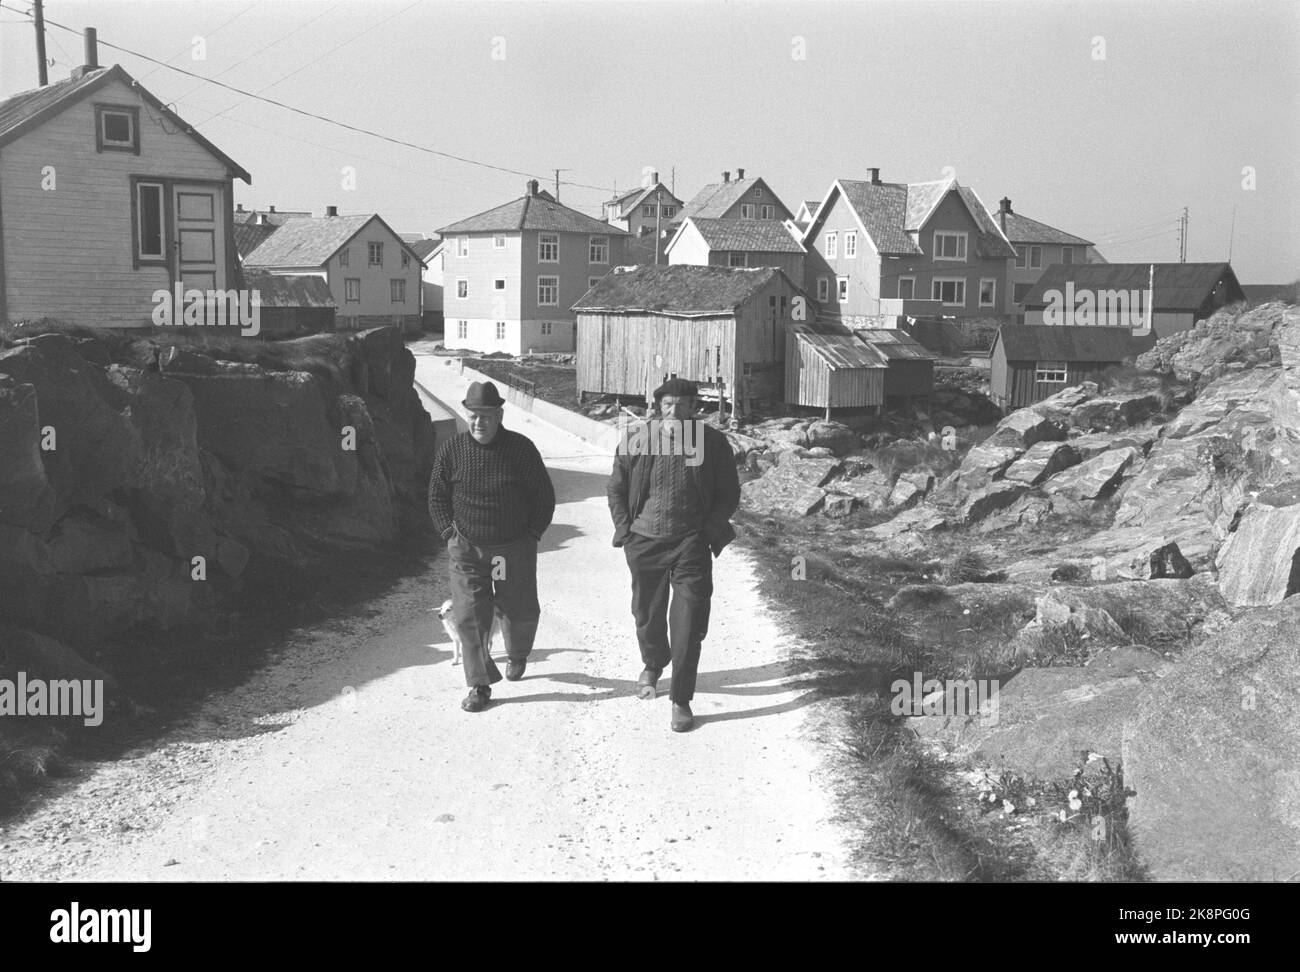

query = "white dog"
437;598;501;665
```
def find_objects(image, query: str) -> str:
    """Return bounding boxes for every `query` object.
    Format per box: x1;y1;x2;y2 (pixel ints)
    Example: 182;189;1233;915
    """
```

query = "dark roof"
244;214;425;268
1021;263;1243;311
1241;283;1295;302
994;324;1158;362
854;328;940;361
409;238;442;260
606;183;680;218
998;210;1093;246
572;265;790;317
682;217;805;253
438;190;624;236
241;270;336;308
955;186;1019;259
677;177;789;222
790;324;887;370
0;64;251;183
234;222;279;259
232;209;310;226
826;179;1016;259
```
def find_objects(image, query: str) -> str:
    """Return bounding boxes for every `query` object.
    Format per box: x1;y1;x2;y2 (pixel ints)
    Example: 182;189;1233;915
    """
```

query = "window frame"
401;251;411;269
661;205;676;219
760;204;774;220
1029;245;1042;269
495;321;507;340
345;278;361;302
898;276;915;300
933;231;968;262
538;233;559;263
95;104;140;154
339;248;350;267
493;235;506;249
589;235;609;264
1014;245;1027;269
457;320;468;339
932;277;967;307
457;237;469;257
588;276;603;291
368;242;383;267
493;278;506;291
131;178;167;266
456;278;468;300
537;274;559;306
391;278;406;303
728;251;748;268
817;276;830;302
740;203;756;219
541;321;553;336
844;231;857;258
824;232;838;259
1035;360;1068;383
1061;247;1075;265
837;277;849;302
978;277;997;307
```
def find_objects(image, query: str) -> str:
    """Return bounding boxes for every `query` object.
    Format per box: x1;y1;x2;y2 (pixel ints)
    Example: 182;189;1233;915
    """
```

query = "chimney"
326;205;338;217
70;27;99;80
236;203;245;212
526;179;539;197
268;205;276;213
868;167;881;185
649;170;659;187
736;167;745;180
998;197;1011;232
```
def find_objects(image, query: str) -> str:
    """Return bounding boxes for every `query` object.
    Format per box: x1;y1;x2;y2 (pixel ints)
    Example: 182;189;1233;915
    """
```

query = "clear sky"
2;0;1297;282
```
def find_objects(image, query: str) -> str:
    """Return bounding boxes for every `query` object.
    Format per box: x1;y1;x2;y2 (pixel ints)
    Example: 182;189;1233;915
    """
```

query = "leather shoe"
671;702;694;732
461;686;491;712
505;659;526;681
637;667;662;700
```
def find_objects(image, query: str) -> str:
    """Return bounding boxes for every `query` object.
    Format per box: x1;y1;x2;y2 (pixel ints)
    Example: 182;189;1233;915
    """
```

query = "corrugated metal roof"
573;264;789;316
1021;263;1242;311
242;269;336;308
995;324;1157;361
687;217;805;252
999;211;1093;246
437;190;625;236
791;324;888;370
854;328;941;361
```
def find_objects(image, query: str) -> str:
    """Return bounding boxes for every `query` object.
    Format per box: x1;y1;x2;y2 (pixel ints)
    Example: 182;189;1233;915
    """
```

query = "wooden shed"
990;324;1157;410
241;270;336;336
573;264;805;412
785;323;886;415
853;328;938;401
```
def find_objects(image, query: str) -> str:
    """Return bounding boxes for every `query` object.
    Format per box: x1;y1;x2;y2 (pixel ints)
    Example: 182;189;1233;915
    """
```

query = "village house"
665;216;806;280
604;171;682;264
1020;262;1245;338
438;180;628;354
989;324;1158;409
672;169;794;226
408;237;444;331
802;170;1017;326
0;35;251;329
239;269;336;337
572;264;804;411
792;200;821;232
242;207;425;334
993;197;1099;312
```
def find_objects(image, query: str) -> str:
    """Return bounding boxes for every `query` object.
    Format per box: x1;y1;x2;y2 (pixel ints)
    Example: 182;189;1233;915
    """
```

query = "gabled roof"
677;217;805;253
241;269;336;308
676;176;789;222
954;186;1018;259
607;183;681;219
232;209;310;226
572;264;792;317
409;238;442;260
993;324;1158;361
790;324;888;370
244;214;425;268
234;222;279;259
853;328;940;361
438;189;624;236
1021;263;1243;311
0;64;251;183
998;211;1093;246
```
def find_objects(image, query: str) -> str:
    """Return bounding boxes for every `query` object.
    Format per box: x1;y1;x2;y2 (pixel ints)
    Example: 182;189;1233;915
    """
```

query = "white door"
174;185;224;292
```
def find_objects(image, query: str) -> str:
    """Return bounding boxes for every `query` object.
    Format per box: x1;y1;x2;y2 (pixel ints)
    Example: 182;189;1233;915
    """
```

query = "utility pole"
654;187;662;266
552;168;571;202
1178;207;1188;263
34;0;49;86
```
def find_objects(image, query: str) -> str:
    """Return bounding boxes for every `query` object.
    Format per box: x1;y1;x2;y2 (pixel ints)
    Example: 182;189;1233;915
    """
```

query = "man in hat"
428;380;556;712
607;378;741;732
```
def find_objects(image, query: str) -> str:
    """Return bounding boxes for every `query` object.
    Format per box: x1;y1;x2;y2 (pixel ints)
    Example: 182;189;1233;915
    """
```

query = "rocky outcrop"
1136;300;1292;389
1215;499;1300;605
1003;441;1081;486
1041;447;1138;501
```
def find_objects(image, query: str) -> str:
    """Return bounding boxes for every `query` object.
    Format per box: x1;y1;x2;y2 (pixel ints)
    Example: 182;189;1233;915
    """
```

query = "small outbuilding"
853;328;937;402
241;269;336;336
990;324;1157;410
785;323;887;416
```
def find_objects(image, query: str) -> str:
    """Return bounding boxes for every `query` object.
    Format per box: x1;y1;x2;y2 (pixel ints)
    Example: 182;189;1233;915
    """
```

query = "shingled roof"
1021;263;1243;311
438;186;625;236
676;176;788;222
572;265;791;317
234;222;279;259
606;183;679;219
994;324;1158;361
683;217;805;253
243;214;424;268
241;269;336;308
998;211;1093;246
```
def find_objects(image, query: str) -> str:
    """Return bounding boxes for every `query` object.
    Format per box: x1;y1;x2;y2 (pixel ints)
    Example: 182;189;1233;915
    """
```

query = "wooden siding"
784;330;884;408
1;76;236;328
992;356;1123;409
883;359;933;398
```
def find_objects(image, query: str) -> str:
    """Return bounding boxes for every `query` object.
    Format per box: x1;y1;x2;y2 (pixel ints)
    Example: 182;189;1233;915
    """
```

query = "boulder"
1136;301;1298;388
774;452;842;487
960;482;1028;524
955;441;1022;486
1042;447;1138;501
888;471;934;510
1142;540;1195;580
1215;500;1300;606
1003;441;1081;486
0;377;56;532
1124;598;1300;881
1068;392;1164;432
740;462;827;517
990;408;1068;449
1065;428;1156;461
821;494;858;518
1030;382;1100;426
805;420;860;456
860;505;949;542
1026;589;1126;641
975;494;1053;533
829;467;894;510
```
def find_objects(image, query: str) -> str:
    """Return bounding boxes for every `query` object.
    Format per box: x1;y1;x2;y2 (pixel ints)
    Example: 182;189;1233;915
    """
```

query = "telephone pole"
1178;207;1188;263
552;168;571;202
34;0;49;86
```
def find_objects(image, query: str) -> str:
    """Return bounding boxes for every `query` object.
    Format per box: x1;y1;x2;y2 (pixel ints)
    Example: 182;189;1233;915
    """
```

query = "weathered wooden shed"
241;270;336;336
853;328;937;401
785;323;886;414
573;264;805;410
990;324;1157;410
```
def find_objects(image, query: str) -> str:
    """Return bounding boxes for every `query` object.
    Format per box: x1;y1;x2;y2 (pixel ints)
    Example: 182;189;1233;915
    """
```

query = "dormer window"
96;105;139;153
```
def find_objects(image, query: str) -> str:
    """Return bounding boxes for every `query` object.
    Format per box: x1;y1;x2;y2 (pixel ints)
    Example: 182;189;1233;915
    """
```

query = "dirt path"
0;356;862;881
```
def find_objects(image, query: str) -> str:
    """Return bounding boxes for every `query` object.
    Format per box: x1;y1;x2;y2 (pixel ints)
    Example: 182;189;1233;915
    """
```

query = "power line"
135;0;259;83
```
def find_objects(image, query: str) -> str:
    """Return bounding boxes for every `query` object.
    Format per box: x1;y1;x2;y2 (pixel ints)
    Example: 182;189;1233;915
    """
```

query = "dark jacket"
607;421;741;556
427;426;555;545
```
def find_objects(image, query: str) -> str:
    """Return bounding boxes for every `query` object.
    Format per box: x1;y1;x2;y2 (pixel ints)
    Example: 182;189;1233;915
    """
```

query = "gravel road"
0;355;861;881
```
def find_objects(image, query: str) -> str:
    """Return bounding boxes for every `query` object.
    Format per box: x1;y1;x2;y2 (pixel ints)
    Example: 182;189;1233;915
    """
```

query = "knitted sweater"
427;427;556;545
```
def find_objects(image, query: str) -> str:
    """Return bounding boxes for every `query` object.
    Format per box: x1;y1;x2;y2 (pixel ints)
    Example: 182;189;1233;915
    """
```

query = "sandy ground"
0;355;863;881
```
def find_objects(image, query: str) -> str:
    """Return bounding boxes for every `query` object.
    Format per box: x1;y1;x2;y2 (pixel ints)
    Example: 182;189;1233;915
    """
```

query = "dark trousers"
447;532;540;688
622;532;713;703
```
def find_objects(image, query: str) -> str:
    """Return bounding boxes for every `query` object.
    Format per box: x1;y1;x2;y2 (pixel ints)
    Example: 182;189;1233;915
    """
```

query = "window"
837;277;849;302
541;322;553;336
402;252;410;269
493;235;506;249
661;205;676;219
391;279;406;302
538;234;559;262
492;279;505;292
457;237;469;257
1035;360;1068;383
898;277;915;300
134;181;164;261
752;187;762;197
589;235;609;263
932;278;966;306
1013;282;1032;304
340;248;350;267
1014;246;1026;269
1062;247;1075;265
368;242;383;266
588;276;603;290
740;204;755;219
728;251;747;268
817;277;830;301
1029;245;1042;269
538;275;559;305
844;232;857;258
760;205;774;220
457;320;468;339
456;279;468;299
978;278;996;307
96;105;139;153
496;322;506;340
642;204;656;217
825;232;837;259
933;231;967;261
345;278;361;302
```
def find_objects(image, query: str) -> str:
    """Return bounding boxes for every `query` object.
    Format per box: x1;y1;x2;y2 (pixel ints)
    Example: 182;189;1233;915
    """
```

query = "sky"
1;0;1297;282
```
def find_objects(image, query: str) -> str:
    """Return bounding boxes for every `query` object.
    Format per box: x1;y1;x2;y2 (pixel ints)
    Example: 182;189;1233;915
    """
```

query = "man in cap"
428;380;556;712
607;378;741;732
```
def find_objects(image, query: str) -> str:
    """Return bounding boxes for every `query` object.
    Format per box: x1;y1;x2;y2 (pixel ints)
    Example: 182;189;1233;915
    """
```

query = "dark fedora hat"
653;377;699;402
462;380;505;409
